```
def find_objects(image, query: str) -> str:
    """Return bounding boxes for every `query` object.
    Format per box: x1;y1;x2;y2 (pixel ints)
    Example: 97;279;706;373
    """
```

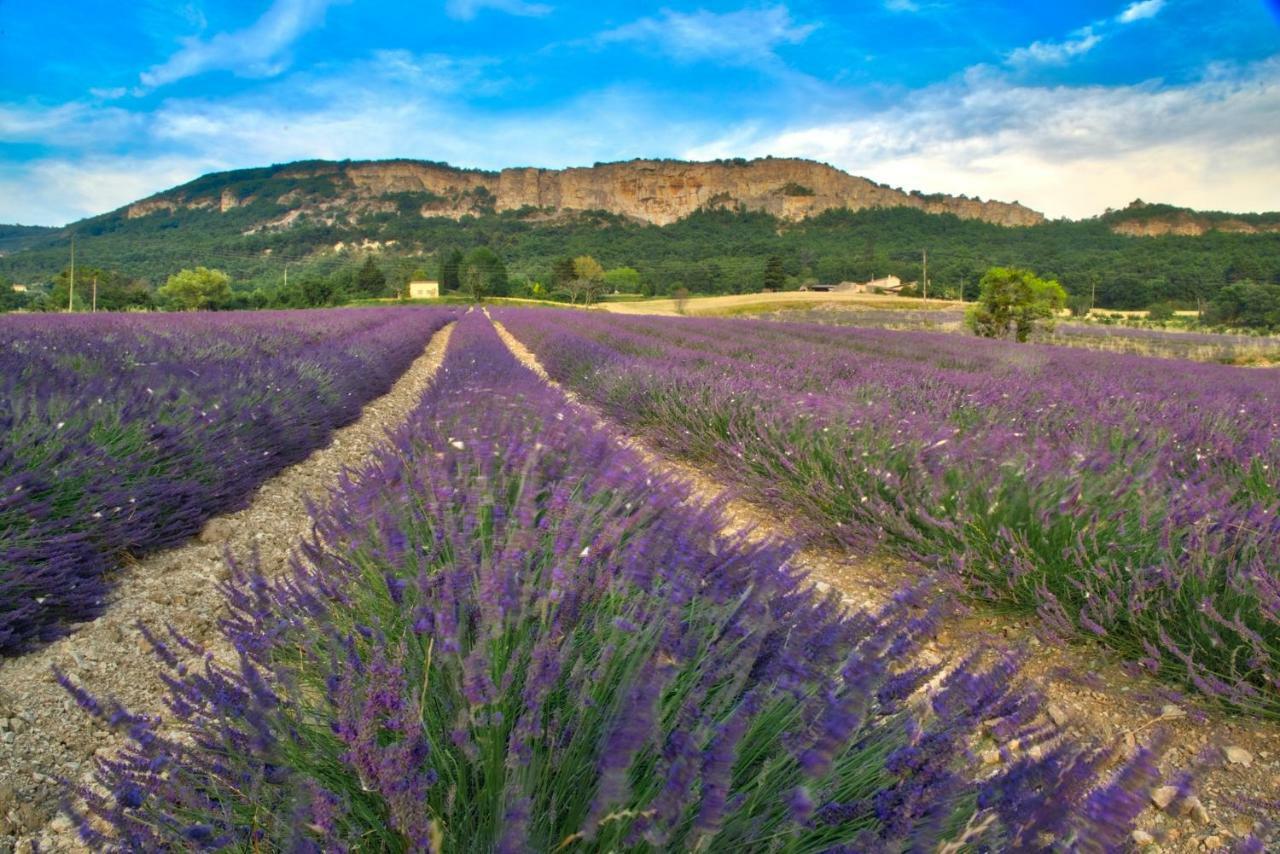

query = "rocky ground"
493;317;1280;853
0;323;454;853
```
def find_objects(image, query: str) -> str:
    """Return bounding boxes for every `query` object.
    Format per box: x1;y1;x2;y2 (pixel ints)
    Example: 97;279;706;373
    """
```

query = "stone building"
408;280;440;299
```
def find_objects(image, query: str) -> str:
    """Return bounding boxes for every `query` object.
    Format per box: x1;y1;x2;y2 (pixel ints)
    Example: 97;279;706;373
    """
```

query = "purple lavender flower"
64;312;1169;851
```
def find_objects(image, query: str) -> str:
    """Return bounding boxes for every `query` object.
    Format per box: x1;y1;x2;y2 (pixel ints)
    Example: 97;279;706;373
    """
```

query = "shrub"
965;268;1066;342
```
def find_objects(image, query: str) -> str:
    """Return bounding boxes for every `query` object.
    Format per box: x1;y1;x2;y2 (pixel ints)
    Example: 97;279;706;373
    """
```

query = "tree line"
2;200;1278;318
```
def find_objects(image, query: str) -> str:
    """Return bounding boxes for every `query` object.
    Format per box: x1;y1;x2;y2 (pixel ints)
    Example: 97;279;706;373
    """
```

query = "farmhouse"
10;284;27;293
805;275;904;294
408;279;440;299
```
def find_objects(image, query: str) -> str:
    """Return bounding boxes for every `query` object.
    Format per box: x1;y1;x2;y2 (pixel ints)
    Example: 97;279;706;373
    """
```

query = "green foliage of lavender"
63;314;1162;850
496;310;1280;716
0;308;452;653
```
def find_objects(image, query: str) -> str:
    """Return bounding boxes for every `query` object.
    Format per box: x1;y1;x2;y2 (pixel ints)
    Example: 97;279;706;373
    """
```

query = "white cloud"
883;0;920;11
0;66;706;224
1117;0;1166;24
1007;0;1167;69
444;0;552;20
596;6;817;64
0;156;222;226
4;45;1276;227
0;102;143;147
140;0;342;88
1007;27;1102;66
684;59;1280;219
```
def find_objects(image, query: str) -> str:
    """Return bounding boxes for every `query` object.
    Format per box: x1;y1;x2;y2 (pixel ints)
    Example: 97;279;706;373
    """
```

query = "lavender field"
10;307;1279;848
764;306;1280;365
62;312;1165;850
497;310;1280;717
0;308;452;653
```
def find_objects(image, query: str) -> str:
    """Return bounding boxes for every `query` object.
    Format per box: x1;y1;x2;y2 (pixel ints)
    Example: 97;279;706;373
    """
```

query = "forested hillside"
2;174;1277;310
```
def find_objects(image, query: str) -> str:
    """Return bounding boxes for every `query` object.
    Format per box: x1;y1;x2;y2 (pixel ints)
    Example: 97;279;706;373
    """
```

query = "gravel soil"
0;322;454;854
492;316;1280;853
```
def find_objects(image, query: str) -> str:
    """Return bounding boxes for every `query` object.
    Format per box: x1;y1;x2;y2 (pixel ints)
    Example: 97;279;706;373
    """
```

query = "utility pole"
1090;273;1097;315
283;263;289;292
68;236;75;312
92;274;98;313
921;248;928;301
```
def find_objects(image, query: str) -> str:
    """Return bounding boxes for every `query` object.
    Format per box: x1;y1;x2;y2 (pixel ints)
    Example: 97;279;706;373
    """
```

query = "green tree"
1225;256;1267;284
551;256;577;289
463;247;508;297
1206;281;1280;329
462;264;488;303
965;267;1066;342
354;255;388;297
156;267;232;311
561;255;606;305
763;255;785;291
440;249;464;292
1066;293;1092;318
572;255;604;281
672;286;690;315
0;274;29;312
46;266;151;312
299;275;336;307
603;266;642;293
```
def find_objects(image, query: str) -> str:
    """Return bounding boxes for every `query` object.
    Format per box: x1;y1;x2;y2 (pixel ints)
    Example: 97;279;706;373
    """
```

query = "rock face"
496;159;1043;226
1106;200;1280;237
124;157;1045;228
1110;215;1280;237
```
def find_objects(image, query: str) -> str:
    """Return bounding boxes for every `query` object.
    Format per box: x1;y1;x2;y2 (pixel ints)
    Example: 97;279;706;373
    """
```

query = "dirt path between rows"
491;316;1280;853
0;322;455;854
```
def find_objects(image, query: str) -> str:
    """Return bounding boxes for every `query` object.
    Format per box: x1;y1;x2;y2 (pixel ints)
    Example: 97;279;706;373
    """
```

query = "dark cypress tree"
763;255;785;291
440;249;464;292
355;255;387;297
551;256;576;287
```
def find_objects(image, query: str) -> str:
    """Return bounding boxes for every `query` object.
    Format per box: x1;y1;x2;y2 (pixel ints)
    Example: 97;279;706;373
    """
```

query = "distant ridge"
119;157;1046;229
1102;199;1280;237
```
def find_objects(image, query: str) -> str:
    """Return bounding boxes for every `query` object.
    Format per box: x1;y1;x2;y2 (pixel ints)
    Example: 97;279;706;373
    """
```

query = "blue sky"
1;0;1277;225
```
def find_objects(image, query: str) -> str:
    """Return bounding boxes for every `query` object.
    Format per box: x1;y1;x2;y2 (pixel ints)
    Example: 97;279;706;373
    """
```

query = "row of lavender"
65;312;1165;849
495;309;1280;717
770;307;1280;364
0;308;452;653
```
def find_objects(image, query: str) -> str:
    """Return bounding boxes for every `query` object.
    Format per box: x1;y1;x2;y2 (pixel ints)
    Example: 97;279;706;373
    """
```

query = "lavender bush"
496;309;1280;716
64;314;1161;850
0;308;452;653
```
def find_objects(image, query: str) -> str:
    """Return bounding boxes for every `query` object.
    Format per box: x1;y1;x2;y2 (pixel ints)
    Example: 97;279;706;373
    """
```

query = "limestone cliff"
1105;200;1280;237
124;157;1045;228
495;159;1042;226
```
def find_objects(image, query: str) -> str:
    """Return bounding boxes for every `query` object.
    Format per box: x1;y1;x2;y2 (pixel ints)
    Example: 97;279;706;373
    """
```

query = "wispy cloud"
883;0;920;11
140;0;342;88
0;101;143;147
1006;0;1169;69
444;0;552;20
1006;27;1102;66
2;2;1273;228
1117;0;1166;24
685;58;1280;219
0;59;706;224
0;156;221;226
595;6;817;64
